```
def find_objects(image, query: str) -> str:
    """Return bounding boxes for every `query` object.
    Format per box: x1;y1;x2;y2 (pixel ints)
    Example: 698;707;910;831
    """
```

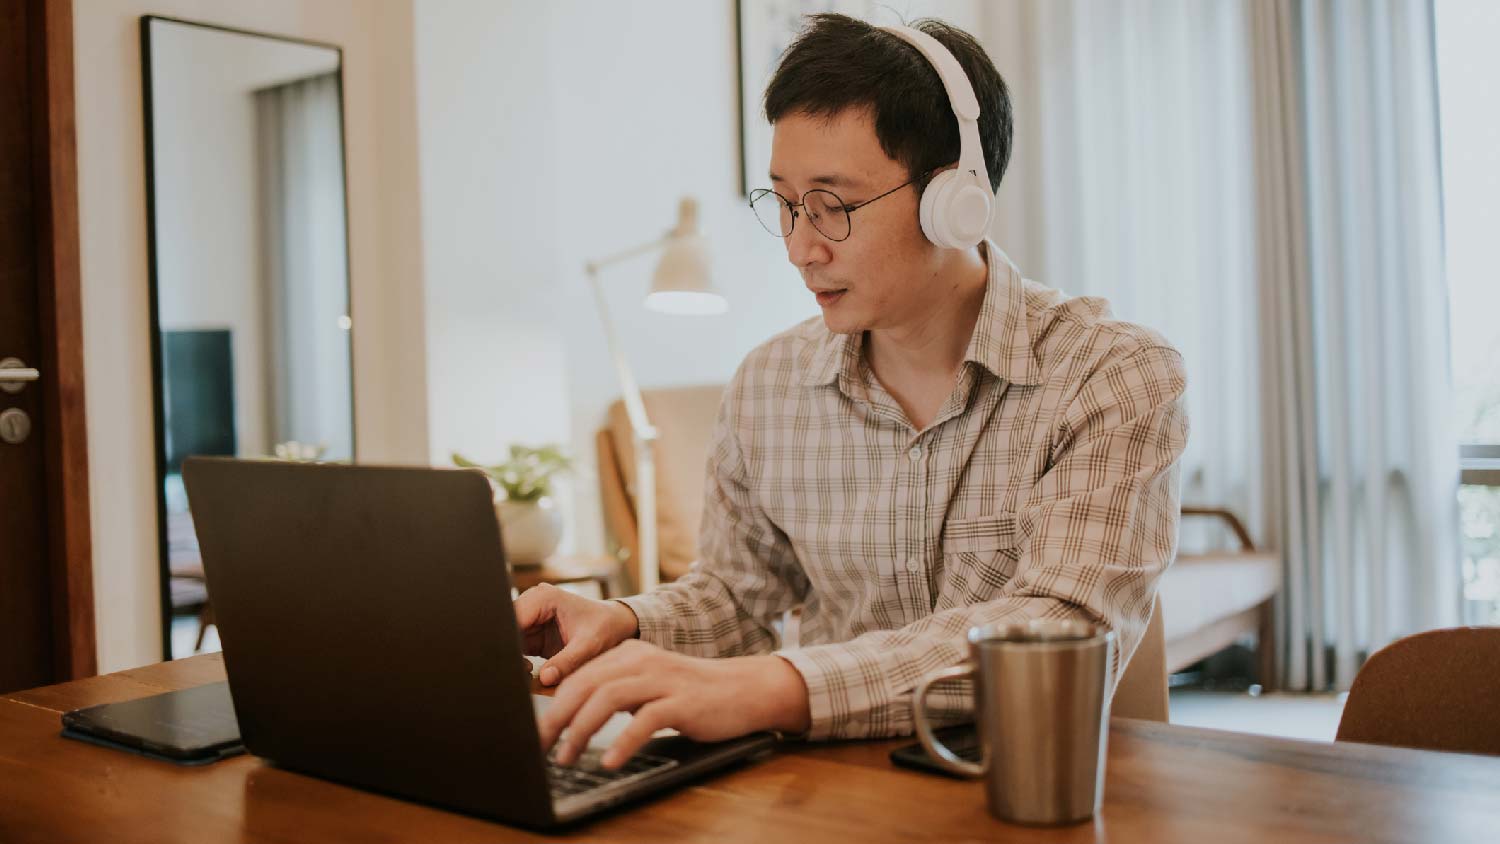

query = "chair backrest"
1335;627;1500;756
597;386;725;589
1112;594;1169;722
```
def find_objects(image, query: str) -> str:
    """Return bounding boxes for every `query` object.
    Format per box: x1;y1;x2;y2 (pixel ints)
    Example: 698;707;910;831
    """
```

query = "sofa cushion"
1158;551;1281;642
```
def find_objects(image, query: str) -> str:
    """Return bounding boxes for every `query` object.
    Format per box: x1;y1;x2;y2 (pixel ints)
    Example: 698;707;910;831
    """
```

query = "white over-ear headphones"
880;25;994;250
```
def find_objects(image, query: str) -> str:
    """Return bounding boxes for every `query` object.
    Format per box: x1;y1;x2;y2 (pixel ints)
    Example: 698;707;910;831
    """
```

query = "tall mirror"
142;17;354;659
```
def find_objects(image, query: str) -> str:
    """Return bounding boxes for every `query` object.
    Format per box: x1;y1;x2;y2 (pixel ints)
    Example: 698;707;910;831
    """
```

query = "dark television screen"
162;329;236;473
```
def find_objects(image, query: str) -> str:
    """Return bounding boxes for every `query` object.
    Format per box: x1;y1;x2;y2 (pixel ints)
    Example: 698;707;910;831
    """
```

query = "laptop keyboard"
546;748;679;798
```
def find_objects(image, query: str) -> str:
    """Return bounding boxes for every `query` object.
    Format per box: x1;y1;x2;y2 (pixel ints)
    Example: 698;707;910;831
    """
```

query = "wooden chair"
1335;627;1500;756
596;386;726;591
1112;594;1168;722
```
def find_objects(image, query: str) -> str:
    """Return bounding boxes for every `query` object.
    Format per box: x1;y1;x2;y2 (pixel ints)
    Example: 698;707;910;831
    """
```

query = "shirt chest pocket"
939;514;1022;601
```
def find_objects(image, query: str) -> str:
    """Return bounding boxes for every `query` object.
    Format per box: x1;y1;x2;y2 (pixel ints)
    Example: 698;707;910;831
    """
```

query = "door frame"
27;0;95;681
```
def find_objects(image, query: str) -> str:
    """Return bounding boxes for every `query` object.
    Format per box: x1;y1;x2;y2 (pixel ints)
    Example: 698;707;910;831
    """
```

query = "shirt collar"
800;240;1043;389
803;328;858;388
964;242;1044;387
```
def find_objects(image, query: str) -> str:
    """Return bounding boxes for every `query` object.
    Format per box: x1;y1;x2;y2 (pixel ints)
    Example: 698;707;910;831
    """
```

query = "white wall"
75;0;428;672
415;0;982;558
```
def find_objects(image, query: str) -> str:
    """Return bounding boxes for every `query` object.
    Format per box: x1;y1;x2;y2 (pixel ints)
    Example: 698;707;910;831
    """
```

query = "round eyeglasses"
748;175;924;242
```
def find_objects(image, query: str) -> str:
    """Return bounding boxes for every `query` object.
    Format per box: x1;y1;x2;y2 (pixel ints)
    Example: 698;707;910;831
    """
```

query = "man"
519;14;1187;770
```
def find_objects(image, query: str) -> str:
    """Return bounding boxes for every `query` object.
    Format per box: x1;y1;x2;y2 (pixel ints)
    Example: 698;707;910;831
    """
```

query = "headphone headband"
880;25;990;195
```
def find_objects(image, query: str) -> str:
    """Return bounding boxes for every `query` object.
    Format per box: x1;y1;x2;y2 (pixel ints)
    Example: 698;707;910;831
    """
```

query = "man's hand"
513;583;640;687
537;639;811;770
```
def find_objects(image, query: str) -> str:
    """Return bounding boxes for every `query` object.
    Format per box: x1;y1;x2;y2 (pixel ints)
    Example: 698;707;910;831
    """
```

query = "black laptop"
180;457;775;829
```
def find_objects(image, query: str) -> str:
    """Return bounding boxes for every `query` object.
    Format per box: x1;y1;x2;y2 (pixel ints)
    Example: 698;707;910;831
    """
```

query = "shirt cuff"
612;594;675;649
775;645;881;741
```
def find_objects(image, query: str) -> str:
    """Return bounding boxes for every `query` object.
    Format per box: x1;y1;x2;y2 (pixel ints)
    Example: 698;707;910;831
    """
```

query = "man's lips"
811;288;847;307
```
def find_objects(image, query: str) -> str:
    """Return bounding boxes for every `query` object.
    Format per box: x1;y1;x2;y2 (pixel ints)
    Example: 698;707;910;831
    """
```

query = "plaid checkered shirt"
617;241;1188;740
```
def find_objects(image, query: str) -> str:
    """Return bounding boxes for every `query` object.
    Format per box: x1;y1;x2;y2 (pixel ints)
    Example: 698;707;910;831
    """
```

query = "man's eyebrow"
769;172;862;189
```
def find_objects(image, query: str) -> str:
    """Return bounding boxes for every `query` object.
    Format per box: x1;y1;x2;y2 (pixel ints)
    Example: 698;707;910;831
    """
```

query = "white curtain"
986;0;1461;690
255;72;354;460
1250;0;1460;690
985;0;1264;550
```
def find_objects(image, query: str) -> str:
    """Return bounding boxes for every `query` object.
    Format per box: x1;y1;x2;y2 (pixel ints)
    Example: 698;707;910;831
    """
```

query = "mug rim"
967;618;1116;647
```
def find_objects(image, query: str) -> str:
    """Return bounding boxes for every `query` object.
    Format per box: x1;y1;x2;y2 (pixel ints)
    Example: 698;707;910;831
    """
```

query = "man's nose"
784;213;830;268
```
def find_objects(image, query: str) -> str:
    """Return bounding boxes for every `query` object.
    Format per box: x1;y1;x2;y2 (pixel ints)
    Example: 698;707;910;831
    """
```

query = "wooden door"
0;0;95;693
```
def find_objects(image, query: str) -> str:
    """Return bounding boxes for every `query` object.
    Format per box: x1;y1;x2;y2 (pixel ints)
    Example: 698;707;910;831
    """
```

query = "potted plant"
453;444;572;567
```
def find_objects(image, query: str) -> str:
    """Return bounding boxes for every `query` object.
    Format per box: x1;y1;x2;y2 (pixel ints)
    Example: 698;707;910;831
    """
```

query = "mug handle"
912;661;986;778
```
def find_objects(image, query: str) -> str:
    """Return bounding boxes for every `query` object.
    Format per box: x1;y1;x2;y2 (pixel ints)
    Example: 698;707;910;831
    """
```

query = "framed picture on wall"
735;0;878;197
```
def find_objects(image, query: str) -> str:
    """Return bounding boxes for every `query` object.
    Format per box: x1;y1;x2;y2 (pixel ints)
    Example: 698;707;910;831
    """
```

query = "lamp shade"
645;197;728;316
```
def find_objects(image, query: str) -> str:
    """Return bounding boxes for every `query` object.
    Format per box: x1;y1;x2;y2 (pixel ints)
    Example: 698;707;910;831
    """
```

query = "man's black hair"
763;14;1012;193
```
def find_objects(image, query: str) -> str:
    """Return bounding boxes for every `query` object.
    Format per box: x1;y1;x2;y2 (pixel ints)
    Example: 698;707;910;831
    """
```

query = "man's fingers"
537;647;607;748
538;645;635;748
517;586;568;660
537;632;606;688
554;637;648;690
512;584;556;633
601;701;675;769
550;677;658;766
524;625;565;660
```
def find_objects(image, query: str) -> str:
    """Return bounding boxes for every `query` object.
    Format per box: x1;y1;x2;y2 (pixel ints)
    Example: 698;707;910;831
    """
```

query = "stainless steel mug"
910;618;1117;825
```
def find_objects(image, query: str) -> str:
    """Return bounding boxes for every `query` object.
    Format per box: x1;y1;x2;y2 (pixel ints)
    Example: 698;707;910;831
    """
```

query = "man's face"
768;107;940;335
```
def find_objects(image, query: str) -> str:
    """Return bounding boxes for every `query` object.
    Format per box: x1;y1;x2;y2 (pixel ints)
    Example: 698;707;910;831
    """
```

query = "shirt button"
906;559;922;573
908;445;922;460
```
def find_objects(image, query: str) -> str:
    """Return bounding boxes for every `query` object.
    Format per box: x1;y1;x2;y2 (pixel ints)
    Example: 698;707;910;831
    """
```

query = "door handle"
0;357;39;394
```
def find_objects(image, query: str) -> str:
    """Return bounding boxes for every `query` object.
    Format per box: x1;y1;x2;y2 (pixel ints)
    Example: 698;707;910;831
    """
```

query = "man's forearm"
615;572;784;658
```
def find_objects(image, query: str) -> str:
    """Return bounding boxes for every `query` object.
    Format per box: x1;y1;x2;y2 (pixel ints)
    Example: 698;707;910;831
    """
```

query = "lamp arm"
584;264;658;444
584;233;671;277
585;258;662;592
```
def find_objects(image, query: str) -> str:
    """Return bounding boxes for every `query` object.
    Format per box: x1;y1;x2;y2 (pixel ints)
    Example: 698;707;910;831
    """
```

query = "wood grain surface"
3;654;1498;843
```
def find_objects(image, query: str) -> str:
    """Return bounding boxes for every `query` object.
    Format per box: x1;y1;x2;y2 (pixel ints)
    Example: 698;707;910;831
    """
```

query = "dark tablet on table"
61;681;244;765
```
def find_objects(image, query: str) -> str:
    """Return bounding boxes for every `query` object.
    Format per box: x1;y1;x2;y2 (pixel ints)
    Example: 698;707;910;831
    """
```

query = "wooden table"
2;655;1498;843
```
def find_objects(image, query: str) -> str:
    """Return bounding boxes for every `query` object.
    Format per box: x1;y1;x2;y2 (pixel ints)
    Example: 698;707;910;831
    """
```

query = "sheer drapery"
1249;0;1459;690
985;0;1460;690
255;71;353;459
986;0;1263;552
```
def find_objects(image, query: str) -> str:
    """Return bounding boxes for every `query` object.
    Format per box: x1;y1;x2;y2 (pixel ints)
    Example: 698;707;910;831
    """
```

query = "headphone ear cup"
919;170;993;249
917;170;956;247
945;180;994;248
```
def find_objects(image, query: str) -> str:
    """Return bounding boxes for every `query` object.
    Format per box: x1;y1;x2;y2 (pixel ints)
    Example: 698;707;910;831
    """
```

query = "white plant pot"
495;497;562;568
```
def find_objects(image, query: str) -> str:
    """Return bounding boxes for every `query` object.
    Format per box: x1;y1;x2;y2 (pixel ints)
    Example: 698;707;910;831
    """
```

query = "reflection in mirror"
142;17;354;659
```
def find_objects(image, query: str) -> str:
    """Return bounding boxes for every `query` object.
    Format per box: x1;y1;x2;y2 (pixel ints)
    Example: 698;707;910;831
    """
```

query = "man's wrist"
607;599;640;641
758;655;812;735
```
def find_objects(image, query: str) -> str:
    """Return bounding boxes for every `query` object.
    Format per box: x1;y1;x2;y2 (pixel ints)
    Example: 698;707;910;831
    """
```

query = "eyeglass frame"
748;171;931;243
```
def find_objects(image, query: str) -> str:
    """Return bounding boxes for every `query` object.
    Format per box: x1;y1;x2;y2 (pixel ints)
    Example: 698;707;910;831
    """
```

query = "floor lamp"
584;197;726;593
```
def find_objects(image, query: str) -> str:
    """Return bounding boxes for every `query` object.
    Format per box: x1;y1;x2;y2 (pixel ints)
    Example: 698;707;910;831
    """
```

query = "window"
1436;0;1500;623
